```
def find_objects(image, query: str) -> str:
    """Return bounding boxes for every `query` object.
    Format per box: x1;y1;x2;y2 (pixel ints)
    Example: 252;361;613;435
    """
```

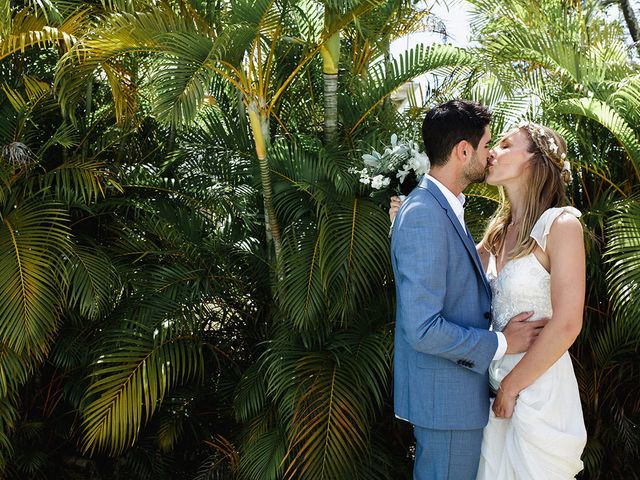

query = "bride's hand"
389;196;404;222
493;385;518;419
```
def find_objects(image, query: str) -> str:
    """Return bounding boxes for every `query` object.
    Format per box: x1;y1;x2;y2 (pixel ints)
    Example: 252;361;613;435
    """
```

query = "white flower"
362;153;380;167
560;152;567;159
411;152;430;176
396;165;411;183
371;175;390;189
359;135;429;190
548;139;558;154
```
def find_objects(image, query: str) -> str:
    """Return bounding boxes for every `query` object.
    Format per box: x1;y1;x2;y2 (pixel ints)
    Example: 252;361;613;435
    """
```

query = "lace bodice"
487;254;551;331
486;207;581;332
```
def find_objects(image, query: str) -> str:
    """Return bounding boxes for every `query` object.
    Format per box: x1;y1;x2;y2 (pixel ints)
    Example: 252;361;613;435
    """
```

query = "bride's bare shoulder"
549;213;583;243
547;213;584;264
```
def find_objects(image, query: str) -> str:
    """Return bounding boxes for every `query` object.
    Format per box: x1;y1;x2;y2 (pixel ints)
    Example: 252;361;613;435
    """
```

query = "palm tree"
231;34;473;480
0;0;109;469
0;1;262;476
605;0;640;53
55;0;392;264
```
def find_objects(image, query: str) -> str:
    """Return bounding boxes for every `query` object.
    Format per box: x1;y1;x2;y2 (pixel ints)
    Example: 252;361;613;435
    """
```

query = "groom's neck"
429;167;466;197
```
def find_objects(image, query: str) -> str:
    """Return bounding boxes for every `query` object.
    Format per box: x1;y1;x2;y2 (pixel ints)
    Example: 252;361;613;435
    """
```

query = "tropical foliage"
0;0;638;478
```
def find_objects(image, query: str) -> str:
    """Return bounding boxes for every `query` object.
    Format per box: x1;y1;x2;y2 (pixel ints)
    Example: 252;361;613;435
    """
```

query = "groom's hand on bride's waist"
503;312;549;354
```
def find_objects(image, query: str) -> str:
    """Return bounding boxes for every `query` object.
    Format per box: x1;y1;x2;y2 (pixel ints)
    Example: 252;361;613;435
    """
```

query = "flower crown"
516;121;570;175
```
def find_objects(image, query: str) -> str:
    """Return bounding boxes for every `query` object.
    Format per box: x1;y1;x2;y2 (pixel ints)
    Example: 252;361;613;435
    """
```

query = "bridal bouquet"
351;134;430;197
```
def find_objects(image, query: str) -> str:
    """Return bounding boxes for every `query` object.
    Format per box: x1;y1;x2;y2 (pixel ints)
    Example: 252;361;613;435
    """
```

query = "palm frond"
0;197;71;357
65;245;121;321
234;361;268;423
321;197;392;324
610;74;640;128
279;326;390;480
81;323;206;455
238;427;287;480
554;97;640;181
344;44;471;136
55;6;202;121
605;198;640;326
0;6;87;61
0;394;19;461
36;121;79;155
39;158;120;204
278;219;326;330
0;344;33;396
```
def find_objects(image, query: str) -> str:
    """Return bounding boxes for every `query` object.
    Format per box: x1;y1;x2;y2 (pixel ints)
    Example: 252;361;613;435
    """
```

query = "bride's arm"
493;214;585;418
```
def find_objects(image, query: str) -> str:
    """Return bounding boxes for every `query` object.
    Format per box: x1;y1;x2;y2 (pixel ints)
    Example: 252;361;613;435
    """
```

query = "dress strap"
487;252;497;278
530;206;582;251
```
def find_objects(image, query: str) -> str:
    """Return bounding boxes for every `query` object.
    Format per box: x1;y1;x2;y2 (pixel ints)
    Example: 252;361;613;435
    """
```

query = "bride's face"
486;128;533;187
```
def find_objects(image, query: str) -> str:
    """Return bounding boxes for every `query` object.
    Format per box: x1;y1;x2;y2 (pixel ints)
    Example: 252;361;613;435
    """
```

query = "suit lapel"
419;177;492;297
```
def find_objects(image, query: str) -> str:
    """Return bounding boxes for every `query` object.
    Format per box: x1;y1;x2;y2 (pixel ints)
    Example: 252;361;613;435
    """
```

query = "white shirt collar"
427;174;466;232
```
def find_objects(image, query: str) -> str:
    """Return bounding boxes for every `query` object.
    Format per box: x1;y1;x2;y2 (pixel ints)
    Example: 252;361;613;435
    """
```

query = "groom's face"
464;126;492;184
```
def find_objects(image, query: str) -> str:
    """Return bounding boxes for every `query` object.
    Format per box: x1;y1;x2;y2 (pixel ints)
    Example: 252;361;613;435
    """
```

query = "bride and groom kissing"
390;100;587;479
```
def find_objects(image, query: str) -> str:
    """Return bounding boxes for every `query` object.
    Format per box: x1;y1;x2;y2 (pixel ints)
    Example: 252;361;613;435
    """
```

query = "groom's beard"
464;151;487;184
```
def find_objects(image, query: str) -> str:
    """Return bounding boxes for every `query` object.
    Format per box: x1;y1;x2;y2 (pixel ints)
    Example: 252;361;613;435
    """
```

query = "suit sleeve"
392;201;498;374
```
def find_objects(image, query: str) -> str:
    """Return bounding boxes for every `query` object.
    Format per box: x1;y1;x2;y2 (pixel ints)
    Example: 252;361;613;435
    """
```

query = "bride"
475;122;587;479
391;121;587;479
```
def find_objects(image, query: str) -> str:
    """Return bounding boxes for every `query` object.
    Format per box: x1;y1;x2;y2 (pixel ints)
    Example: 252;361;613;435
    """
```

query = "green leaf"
0;197;71;357
81;324;205;455
554;97;640;181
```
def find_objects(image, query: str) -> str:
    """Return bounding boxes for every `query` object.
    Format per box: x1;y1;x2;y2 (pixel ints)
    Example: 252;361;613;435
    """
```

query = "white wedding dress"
476;207;587;480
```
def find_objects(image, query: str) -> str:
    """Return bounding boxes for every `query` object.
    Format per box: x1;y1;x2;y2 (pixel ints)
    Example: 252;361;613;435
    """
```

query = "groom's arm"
392;202;497;375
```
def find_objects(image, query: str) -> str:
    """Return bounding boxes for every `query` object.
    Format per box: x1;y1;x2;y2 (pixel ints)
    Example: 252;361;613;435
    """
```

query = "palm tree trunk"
82;79;93;160
237;87;247;132
323;71;338;143
321;13;340;144
247;100;282;262
618;0;640;54
382;37;392;111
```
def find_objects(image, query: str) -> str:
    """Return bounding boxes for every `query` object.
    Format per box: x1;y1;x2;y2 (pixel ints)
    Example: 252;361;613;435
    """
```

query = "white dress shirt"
427;175;507;361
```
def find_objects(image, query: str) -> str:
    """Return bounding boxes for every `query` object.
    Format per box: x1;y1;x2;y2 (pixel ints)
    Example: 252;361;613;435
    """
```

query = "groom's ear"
454;139;471;162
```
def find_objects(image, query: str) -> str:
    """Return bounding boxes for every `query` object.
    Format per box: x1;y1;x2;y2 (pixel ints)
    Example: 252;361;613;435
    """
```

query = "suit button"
484;312;491;319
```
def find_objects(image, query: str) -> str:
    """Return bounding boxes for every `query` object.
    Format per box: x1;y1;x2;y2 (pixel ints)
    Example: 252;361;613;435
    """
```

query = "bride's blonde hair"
483;123;572;259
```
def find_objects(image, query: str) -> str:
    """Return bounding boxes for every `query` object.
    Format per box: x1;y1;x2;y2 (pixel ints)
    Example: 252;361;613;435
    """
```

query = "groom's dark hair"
422;100;492;167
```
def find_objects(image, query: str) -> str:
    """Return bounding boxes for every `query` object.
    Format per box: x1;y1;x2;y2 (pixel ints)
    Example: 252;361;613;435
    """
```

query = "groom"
390;100;546;479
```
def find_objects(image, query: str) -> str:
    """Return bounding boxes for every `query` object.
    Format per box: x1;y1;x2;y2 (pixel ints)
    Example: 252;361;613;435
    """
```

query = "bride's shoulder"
545;210;584;257
548;211;583;237
531;207;582;252
537;206;581;223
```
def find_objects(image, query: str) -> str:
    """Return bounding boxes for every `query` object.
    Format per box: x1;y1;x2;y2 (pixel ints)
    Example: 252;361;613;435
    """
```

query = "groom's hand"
503;312;548;354
389;196;403;222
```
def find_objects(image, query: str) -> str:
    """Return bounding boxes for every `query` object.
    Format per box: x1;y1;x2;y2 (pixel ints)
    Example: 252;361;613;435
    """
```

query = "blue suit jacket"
391;176;497;430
